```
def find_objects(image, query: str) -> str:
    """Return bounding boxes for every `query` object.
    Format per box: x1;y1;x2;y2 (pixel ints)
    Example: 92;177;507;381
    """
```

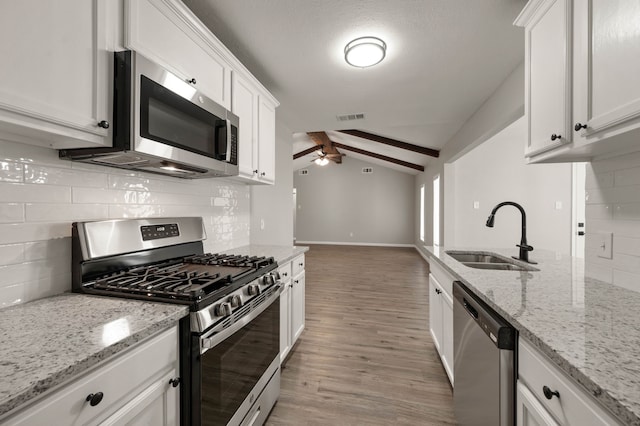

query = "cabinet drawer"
428;260;453;297
6;326;178;426
278;262;292;284
292;255;305;277
518;339;621;426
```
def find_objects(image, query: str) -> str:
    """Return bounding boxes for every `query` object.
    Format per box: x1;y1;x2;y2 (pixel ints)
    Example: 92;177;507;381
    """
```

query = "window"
420;185;425;242
433;175;440;246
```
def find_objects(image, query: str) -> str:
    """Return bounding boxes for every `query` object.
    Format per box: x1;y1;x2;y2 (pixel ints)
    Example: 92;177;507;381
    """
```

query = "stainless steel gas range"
71;217;282;426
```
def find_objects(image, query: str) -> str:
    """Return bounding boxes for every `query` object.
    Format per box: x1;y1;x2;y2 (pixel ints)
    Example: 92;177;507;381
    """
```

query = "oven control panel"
141;223;180;241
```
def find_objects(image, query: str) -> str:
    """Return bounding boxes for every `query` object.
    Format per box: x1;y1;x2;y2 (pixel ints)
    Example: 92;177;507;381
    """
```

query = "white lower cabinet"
428;272;454;385
517;339;622;426
279;255;306;364
4;326;180;426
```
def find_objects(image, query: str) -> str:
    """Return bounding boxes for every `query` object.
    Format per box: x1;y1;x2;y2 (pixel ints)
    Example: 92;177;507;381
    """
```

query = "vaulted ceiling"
183;0;525;174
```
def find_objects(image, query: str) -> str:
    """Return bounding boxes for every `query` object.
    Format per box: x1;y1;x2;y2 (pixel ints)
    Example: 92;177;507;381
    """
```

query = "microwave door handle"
225;119;232;163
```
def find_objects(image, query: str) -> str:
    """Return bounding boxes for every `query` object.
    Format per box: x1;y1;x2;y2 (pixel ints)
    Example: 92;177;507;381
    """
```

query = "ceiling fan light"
344;36;386;68
315;157;330;166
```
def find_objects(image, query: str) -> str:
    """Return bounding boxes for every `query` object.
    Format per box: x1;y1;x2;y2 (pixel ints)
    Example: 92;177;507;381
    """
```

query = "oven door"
193;287;280;426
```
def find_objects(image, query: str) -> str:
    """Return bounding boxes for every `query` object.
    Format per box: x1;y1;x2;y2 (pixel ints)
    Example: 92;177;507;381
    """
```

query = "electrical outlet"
555;201;562;210
597;232;613;259
473;201;480;209
349;232;354;237
260;219;265;230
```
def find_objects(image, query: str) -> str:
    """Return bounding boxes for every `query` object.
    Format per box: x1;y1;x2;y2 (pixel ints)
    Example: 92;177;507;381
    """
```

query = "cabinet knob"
97;120;110;129
542;385;560;400
169;377;181;388
261;172;266;176
294;279;299;284
283;272;288;277
253;170;259;174
86;392;104;406
574;122;587;131
435;288;442;295
299;263;303;267
550;134;561;141
187;78;197;85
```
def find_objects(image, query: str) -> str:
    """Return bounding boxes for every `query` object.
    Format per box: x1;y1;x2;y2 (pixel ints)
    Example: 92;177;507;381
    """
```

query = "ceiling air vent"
299;169;309;175
336;113;365;122
362;167;373;174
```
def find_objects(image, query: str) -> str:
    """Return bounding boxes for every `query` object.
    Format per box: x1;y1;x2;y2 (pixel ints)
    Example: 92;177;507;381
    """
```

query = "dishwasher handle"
463;298;478;319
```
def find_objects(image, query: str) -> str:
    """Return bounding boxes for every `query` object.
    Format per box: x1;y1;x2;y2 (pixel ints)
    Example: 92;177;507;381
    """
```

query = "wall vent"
362;167;373;174
336;113;365;121
299;169;309;175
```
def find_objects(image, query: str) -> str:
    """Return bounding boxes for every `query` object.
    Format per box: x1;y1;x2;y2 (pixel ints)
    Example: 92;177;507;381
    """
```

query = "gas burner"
184;254;275;269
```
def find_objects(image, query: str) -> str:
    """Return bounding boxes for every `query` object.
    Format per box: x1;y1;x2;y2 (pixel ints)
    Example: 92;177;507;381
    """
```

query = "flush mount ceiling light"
344;36;386;68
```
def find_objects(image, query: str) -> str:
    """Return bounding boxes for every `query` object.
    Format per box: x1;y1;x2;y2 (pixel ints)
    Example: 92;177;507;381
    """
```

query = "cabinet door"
232;72;259;180
0;0;111;148
517;381;560;426
257;98;276;184
441;290;454;385
524;0;572;157
99;370;179;426
125;0;232;109
279;280;292;364
574;0;640;135
291;272;305;343
428;276;443;353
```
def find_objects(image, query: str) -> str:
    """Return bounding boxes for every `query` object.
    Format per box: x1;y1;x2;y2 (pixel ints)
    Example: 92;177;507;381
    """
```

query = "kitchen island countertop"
425;246;640;426
0;294;188;418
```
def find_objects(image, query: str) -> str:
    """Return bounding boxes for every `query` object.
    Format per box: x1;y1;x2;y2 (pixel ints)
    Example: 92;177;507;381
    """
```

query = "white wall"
449;117;572;253
584;151;640;292
250;119;294;245
293;156;415;245
0;139;250;309
415;61;525;256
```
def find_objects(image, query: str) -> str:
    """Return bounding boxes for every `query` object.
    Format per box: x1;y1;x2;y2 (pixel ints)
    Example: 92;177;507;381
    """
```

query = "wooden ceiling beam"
306;131;342;163
337;129;439;158
332;142;424;172
293;146;320;159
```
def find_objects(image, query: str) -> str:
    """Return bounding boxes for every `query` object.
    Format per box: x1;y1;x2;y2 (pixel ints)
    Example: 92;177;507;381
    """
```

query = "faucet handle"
517;244;534;251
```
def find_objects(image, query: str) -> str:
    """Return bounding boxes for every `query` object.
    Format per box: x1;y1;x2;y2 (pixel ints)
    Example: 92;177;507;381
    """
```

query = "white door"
516;381;560;426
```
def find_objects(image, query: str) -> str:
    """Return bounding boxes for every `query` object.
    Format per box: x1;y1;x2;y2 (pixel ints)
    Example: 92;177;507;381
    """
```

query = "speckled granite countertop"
225;244;309;265
425;246;640;425
0;294;188;418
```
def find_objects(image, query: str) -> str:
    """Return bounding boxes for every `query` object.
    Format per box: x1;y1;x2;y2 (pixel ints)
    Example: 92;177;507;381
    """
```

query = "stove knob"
247;284;261;296
214;302;232;316
272;271;281;280
263;275;275;285
229;294;242;308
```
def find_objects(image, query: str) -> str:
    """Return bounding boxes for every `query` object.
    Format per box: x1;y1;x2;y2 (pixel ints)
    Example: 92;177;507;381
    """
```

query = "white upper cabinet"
516;0;640;163
230;72;278;185
0;0;115;149
124;0;232;109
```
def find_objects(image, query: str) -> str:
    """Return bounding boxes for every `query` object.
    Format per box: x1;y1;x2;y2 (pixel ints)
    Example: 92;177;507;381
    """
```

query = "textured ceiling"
183;0;525;173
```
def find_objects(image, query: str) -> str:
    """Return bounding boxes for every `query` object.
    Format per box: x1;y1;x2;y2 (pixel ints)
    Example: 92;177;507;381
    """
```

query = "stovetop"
79;253;277;309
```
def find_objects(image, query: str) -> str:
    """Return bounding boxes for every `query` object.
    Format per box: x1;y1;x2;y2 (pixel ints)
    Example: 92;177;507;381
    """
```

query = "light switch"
555;201;562;210
260;219;265;230
597;232;613;259
473;201;480;209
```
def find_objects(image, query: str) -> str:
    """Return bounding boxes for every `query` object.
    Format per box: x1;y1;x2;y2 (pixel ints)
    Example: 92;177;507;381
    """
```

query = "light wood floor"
266;245;456;425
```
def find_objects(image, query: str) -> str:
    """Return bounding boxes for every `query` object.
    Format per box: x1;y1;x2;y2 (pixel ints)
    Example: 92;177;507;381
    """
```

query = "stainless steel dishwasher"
453;281;516;426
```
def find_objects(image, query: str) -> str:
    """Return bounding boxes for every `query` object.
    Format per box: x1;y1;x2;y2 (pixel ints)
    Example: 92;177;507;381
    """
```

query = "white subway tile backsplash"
0;203;24;223
0;244;25;266
0;161;24;182
0;139;250;308
586;151;640;292
0;182;71;203
24;164;108;188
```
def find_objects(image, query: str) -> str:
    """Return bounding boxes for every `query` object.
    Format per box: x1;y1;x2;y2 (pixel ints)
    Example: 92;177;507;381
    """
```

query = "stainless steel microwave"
59;50;239;178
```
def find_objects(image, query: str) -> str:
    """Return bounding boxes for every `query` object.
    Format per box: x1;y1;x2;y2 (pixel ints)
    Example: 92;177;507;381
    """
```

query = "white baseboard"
295;241;415;248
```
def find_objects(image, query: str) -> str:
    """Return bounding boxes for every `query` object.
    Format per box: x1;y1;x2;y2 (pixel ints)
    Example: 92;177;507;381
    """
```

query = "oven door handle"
200;283;281;355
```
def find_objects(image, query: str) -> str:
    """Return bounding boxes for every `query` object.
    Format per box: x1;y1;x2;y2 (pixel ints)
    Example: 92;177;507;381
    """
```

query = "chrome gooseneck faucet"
486;201;537;264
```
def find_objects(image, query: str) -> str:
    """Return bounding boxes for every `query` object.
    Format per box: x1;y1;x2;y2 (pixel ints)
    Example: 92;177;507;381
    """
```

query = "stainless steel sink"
445;250;538;271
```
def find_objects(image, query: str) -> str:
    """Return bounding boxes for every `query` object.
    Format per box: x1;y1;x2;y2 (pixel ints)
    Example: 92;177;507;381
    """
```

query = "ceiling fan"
307;131;346;166
312;147;345;166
